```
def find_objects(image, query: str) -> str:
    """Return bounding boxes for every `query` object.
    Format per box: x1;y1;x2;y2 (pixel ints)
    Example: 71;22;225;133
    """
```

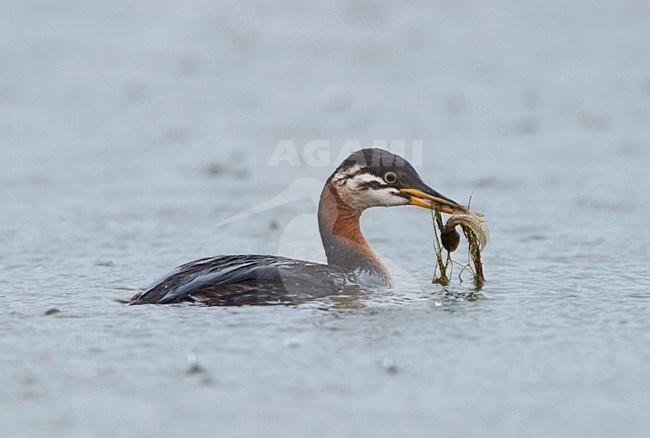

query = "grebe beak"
401;186;484;217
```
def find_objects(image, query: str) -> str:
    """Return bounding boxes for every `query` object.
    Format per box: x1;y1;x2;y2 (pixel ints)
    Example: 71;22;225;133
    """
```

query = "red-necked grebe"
127;148;470;306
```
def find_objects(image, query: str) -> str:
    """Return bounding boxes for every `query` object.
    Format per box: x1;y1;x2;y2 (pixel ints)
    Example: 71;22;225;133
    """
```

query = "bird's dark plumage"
128;255;353;306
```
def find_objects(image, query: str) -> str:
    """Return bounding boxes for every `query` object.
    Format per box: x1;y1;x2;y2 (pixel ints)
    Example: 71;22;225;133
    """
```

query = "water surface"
2;1;650;437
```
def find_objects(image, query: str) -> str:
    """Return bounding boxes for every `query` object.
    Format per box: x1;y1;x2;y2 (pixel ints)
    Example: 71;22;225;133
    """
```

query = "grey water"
2;1;650;437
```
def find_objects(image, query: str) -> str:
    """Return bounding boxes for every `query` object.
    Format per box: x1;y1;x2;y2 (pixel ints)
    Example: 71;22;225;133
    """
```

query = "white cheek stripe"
332;167;407;210
348;173;385;187
332;164;364;184
372;188;408;204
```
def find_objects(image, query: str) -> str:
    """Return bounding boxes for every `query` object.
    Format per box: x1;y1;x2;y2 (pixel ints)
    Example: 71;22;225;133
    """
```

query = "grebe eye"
383;171;397;184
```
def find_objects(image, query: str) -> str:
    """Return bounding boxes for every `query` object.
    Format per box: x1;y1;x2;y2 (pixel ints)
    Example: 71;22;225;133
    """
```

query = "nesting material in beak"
401;185;488;289
432;207;487;289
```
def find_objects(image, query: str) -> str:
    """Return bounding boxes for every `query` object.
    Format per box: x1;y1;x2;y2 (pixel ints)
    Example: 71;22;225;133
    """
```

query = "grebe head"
329;148;462;213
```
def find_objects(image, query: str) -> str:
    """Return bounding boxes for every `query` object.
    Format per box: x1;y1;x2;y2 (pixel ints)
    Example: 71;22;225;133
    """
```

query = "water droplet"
382;357;399;375
186;353;204;375
321;85;351;113
124;81;149;103
283;337;302;348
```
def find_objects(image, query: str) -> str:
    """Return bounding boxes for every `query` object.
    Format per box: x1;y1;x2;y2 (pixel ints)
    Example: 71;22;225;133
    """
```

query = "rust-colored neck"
318;182;393;286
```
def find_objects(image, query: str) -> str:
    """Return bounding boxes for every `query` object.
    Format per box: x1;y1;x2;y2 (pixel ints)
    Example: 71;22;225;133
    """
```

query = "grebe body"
127;148;463;305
